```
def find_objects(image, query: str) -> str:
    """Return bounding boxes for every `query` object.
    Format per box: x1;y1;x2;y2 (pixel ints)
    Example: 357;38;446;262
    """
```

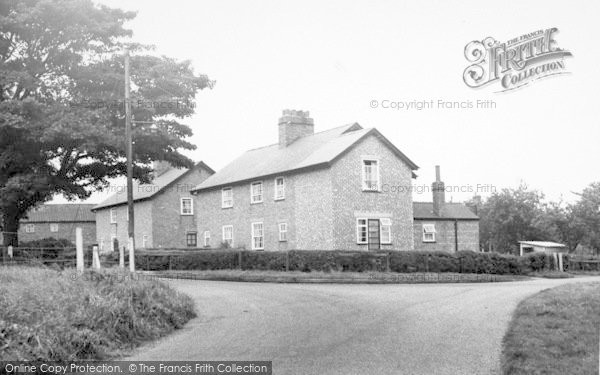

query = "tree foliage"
0;0;213;245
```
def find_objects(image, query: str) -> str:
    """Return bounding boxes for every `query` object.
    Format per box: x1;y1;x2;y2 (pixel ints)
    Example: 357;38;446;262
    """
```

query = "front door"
368;219;380;250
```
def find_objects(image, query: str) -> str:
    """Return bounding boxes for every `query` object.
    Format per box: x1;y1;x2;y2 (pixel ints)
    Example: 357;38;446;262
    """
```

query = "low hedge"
130;249;568;275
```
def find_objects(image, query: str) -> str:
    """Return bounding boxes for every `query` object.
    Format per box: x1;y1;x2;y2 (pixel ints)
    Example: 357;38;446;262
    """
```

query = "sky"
56;0;600;205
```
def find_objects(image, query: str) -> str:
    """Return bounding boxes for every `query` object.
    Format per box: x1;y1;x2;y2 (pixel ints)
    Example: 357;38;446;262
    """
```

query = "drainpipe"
454;219;459;253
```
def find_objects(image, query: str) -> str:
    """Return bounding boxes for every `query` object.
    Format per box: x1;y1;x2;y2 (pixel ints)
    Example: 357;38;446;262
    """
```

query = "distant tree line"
466;182;600;255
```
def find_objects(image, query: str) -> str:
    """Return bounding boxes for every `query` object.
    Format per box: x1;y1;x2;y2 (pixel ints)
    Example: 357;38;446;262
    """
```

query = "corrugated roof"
192;123;418;191
413;202;479;220
518;241;566;247
21;204;96;223
93;162;213;211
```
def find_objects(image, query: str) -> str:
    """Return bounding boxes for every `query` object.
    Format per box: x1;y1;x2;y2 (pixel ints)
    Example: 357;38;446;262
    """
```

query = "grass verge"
501;282;600;375
141;269;530;283
0;266;196;361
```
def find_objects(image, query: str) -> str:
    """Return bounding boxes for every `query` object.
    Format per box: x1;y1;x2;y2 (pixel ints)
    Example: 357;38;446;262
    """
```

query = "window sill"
361;189;381;193
250;201;263;205
180;213;194;216
274;197;285;201
221;206;233;209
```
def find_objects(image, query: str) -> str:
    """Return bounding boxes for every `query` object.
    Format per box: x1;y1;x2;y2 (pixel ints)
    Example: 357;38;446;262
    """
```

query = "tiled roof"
93;162;213;211
413;202;479;220
192;123;418;191
21;204;96;223
518;241;565;247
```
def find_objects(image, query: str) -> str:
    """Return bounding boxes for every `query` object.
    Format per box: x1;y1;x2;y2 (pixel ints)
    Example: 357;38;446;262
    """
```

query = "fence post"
8;245;13;259
76;228;84;273
92;245;101;270
119;246;125;268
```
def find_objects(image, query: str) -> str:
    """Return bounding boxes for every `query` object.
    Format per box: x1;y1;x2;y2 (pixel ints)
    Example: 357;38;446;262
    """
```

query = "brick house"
190;109;419;251
413;166;480;252
19;204;96;248
92;161;214;251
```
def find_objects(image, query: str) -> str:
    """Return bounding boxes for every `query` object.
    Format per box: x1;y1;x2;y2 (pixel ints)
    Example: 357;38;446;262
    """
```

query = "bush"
0;267;195;361
131;249;565;275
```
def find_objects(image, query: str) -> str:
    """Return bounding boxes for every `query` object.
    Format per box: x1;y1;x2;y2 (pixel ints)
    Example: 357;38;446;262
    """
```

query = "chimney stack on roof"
278;109;314;148
432;165;445;216
152;160;171;177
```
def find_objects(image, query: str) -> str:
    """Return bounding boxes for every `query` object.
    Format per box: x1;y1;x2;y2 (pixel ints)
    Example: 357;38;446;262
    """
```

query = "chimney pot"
432;165;445;216
278;109;314;147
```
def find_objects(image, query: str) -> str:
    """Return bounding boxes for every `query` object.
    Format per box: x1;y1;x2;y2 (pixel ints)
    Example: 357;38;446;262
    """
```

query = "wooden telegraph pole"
124;48;135;272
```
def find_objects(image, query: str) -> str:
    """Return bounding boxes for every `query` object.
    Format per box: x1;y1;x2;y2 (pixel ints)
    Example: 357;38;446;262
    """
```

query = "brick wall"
413;220;480;252
330;134;414;251
18;222;96;248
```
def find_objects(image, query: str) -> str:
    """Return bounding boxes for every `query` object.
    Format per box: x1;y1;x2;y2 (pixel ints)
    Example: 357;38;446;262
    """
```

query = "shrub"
0;267;195;361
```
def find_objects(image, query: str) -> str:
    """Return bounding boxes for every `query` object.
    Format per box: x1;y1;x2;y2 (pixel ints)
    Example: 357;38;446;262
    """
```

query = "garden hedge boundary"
125;249;566;275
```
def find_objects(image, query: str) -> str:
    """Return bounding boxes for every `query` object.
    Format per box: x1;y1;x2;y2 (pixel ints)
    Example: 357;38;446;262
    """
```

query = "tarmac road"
126;276;600;374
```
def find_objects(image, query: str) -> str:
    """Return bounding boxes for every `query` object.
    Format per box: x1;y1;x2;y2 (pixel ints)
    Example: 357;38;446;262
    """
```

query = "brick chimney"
278;109;314;148
152;160;171;177
432;165;445;216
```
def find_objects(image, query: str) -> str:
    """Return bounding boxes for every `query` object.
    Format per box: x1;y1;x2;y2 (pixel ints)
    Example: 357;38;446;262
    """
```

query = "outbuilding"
518;241;567;256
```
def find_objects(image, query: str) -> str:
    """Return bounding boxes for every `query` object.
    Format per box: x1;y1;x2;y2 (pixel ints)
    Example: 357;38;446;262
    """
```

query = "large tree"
0;0;213;245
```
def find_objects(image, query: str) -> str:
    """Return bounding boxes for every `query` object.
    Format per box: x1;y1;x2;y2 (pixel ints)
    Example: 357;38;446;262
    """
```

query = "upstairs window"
274;177;285;200
251;181;263;204
222;187;233;208
50;223;59;233
180;197;194;215
25;224;35;233
362;158;380;191
423;224;436;242
110;209;117;224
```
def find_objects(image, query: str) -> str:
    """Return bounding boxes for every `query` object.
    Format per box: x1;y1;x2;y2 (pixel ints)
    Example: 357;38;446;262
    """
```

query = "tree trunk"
2;212;19;247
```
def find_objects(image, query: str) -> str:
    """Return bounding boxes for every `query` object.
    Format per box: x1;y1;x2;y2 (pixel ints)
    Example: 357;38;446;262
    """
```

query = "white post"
119;246;125;268
558;253;564;272
92;245;101;270
76;228;84;272
7;245;13;258
128;237;135;272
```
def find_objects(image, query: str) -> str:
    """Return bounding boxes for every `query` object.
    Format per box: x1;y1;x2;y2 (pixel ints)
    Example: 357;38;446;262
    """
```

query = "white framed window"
423;224;436;242
361;158;380;191
204;231;210;247
142;235;149;248
222;187;233;208
222;225;233;246
380;218;392;244
25;224;35;233
356;218;367;244
180;197;193;215
110;209;117;224
50;223;59;233
251;181;263;204
251;222;264;250
278;222;288;242
186;232;198;247
274;177;285;200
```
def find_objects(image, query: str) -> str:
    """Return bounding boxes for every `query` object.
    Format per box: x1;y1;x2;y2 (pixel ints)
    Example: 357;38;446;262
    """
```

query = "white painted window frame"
50;223;59;233
278;222;288;242
221;187;233;208
361;157;381;192
251;222;264;250
356;218;367;244
274;177;285;200
250;181;264;204
110;208;117;224
222;225;234;247
423;223;436;242
25;223;35;233
180;197;194;215
204;231;210;247
380;218;392;244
